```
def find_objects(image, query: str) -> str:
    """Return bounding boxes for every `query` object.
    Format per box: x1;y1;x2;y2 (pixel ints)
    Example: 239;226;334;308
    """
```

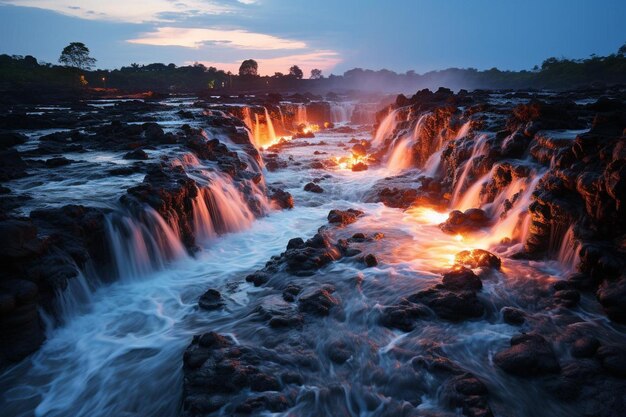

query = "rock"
380;301;429;331
269;188;294;209
409;288;484;322
351;162;368;172
596;345;626;377
494;333;560;376
454;249;501;269
439;209;490;234
0;149;27;180
298;287;340;316
441;267;483;291
597;277;626;323
364;254;378;267
303;182;324;193
440;373;492;417
123;149;149;160
571;337;600;358
351;143;367;157
198;289;224;311
501;307;525;325
554;289;580;308
45;157;72;167
0;131;27;149
327;209;364;226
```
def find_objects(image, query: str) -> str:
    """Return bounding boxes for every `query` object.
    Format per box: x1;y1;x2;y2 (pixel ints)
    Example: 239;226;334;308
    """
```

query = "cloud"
0;0;235;23
194;50;342;75
127;27;307;50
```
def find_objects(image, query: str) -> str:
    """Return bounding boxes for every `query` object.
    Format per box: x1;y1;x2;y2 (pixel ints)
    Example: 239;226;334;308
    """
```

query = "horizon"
1;0;625;77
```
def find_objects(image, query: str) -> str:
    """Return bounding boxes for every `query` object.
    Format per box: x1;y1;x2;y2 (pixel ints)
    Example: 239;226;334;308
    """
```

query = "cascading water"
372;108;400;147
296;104;307;125
386;113;428;173
105;208;187;280
330;102;355;124
557;226;581;272
450;134;489;206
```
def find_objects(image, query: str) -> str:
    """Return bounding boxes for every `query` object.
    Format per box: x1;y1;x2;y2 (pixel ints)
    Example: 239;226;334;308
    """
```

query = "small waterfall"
423;120;472;177
386;137;414;173
372;108;400;147
386;113;427;173
278;106;286;131
242;106;254;132
105;208;187;280
264;107;277;145
484;172;545;245
450;135;489;206
454;167;494;212
296;104;307;125
557;226;581;272
330;103;355;124
192;174;255;238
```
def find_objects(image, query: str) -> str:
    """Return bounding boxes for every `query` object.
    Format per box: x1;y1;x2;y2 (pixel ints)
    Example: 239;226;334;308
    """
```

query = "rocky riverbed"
0;88;624;417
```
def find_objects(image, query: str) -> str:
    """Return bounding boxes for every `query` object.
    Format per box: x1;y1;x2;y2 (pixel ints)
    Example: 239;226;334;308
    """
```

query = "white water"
372;108;400;147
330;102;355;124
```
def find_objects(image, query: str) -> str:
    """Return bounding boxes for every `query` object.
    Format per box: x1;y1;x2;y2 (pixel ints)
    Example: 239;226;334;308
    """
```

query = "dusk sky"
1;0;625;76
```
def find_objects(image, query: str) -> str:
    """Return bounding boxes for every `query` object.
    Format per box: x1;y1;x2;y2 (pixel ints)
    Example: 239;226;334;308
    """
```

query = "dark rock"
45;157;72;167
597;277;626;323
571;337;600;358
439;209;490;234
441;267;483;291
351;162;368;172
327;209;364;226
0;131;27;149
380;301;429;331
298;287;339;316
494;333;560;376
269;188;294;209
364;254;378;267
454;249;501;269
596;345;626;377
198;289;224;311
304;182;324;193
501;307;525;325
123;149;149;160
0;149;27;180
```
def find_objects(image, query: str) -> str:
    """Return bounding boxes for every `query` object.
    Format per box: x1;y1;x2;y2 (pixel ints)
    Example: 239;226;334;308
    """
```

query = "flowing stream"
1;104;624;417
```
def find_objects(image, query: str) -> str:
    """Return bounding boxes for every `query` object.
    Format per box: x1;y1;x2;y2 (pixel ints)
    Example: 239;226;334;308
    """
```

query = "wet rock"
0;131;27;149
298;286;340;316
501;307;525;325
245;271;270;287
441;267;483;292
554;289;580;308
380;301;429;331
108;165;143;176
303;182;324;193
439;209;490;234
454;249;501;270
364;254;378;267
408;290;484;322
494;333;560;376
327;208;364;226
326;340;353;364
269;187;294;209
571;337;600;358
351;162;368;171
282;284;302;302
45;156;72;167
198;289;224;311
597;277;626;323
123;149;149;160
596;345;626;377
0;149;27;180
440;373;492;417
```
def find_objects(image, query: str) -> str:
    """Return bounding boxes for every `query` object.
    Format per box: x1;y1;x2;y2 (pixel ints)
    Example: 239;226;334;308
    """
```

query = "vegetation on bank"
1;43;625;96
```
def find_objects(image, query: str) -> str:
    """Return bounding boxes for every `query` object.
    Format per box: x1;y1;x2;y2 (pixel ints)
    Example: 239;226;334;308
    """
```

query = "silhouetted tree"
239;59;258;76
289;65;303;79
58;42;96;70
310;68;323;79
273;72;284;78
618;43;626;57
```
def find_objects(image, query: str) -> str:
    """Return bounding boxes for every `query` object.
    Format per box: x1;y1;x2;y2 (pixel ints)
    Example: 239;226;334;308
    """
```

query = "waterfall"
278;106;286;131
264;107;277;145
450;135;489;206
104;207;187;280
296;104;307;125
192;173;255;239
557;226;581;272
386;113;428;173
372;108;400;147
330;103;355;124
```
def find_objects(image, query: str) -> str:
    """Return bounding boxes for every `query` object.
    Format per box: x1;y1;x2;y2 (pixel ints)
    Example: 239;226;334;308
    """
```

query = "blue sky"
0;0;624;75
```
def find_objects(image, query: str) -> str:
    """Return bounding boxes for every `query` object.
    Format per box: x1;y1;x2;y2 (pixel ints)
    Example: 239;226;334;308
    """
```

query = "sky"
0;0;625;76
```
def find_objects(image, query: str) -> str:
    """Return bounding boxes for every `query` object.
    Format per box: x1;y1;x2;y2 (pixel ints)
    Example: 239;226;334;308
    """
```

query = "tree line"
1;42;625;96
